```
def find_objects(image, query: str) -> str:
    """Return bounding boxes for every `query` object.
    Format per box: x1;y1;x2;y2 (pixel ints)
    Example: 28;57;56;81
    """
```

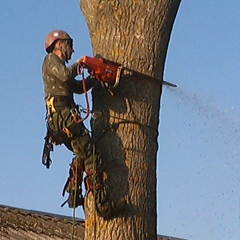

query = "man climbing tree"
42;30;126;218
80;0;181;239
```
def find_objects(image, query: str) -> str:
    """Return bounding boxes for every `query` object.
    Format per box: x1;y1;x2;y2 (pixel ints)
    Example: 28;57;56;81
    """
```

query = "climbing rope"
70;64;96;240
71;159;78;240
75;64;91;123
92;144;97;240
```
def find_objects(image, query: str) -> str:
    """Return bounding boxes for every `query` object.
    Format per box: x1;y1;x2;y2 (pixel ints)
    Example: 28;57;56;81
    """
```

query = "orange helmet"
45;30;72;53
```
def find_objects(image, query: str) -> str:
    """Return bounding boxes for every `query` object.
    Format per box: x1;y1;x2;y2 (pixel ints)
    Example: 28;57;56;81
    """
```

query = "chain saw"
79;56;177;88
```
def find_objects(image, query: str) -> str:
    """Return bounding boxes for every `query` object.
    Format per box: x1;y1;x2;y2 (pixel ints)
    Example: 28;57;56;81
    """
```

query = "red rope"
75;64;91;123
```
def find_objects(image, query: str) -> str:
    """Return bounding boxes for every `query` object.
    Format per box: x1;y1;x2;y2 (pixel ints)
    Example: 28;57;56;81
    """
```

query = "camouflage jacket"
42;53;96;100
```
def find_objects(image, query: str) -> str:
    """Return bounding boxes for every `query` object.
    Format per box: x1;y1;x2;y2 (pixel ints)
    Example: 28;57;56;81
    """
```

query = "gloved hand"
76;57;84;65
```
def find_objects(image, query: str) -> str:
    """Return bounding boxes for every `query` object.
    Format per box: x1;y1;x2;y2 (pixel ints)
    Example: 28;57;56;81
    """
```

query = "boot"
61;158;84;208
83;147;127;217
66;188;84;208
85;173;126;218
95;194;126;218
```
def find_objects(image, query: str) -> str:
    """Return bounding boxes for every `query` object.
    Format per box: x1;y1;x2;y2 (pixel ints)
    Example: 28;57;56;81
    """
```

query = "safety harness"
41;67;89;169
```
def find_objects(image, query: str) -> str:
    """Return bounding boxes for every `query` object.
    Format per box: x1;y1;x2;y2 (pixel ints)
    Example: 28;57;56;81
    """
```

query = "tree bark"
80;1;181;239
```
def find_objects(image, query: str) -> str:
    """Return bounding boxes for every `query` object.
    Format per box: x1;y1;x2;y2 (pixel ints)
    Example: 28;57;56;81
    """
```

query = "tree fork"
80;1;181;239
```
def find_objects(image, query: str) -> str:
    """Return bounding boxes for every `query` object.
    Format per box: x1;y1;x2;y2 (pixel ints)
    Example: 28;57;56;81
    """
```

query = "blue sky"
0;1;240;239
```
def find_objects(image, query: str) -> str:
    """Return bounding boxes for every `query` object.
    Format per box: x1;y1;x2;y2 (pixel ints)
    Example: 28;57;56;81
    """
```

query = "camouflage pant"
48;108;110;216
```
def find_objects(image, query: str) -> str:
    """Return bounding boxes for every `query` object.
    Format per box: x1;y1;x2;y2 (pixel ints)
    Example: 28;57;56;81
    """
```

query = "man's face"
58;39;74;61
64;39;74;61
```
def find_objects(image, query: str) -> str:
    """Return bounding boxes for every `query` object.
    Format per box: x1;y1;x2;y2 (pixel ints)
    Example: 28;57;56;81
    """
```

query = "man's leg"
71;134;126;218
62;156;84;208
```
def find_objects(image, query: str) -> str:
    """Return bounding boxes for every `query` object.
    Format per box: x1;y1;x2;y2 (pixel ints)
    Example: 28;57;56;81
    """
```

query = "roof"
0;204;84;240
0;204;187;240
158;236;187;240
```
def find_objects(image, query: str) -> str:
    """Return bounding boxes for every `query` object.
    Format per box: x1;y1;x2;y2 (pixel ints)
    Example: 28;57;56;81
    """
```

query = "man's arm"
46;53;78;82
68;76;98;94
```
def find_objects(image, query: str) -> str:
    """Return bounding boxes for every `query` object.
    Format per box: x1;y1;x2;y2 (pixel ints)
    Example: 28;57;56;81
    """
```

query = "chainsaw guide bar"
80;56;177;88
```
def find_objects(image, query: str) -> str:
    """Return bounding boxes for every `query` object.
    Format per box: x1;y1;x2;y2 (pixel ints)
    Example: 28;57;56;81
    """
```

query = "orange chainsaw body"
80;56;122;84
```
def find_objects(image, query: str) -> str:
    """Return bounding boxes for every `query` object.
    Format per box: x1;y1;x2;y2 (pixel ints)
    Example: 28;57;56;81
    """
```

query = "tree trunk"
80;1;181;239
